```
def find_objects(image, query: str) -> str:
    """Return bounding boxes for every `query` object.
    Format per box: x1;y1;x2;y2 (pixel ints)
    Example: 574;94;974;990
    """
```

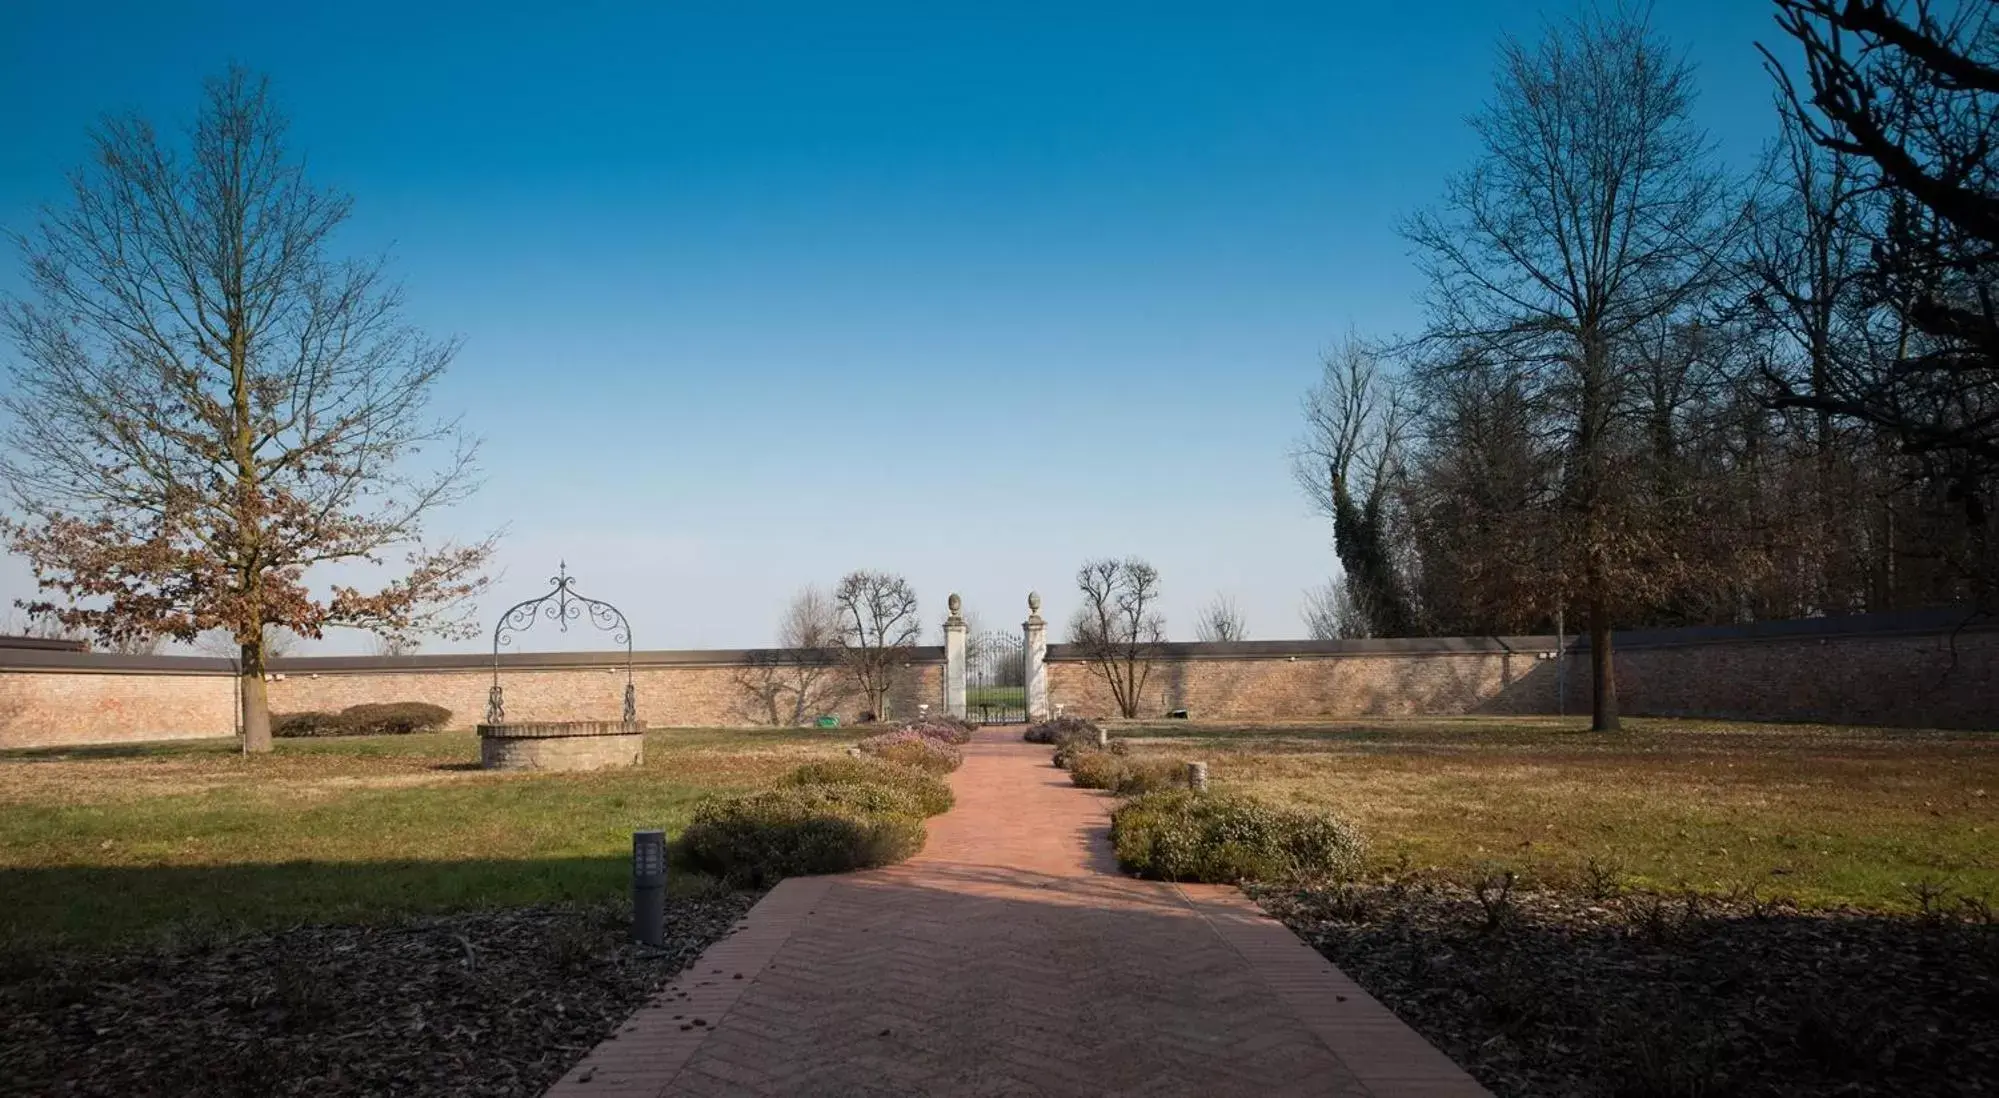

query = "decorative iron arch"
484;562;635;724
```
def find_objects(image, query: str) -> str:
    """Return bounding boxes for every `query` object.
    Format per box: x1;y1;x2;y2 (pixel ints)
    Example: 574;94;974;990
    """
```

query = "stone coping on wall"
2;606;1989;675
0;645;948;675
1045;636;1564;662
1045;605;1996;662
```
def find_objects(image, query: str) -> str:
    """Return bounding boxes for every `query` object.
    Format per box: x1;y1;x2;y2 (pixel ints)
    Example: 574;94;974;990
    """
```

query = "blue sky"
2;1;1792;653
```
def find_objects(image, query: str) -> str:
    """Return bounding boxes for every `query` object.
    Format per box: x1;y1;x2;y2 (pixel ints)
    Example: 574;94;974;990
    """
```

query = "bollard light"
1096;726;1109;749
632;829;667;947
1186;761;1209;793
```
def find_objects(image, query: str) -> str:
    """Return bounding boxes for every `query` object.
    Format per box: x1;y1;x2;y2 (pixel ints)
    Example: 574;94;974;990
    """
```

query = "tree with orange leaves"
1;68;493;752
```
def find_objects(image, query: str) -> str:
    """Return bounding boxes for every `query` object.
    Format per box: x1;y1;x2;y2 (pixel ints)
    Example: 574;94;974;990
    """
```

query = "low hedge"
341;702;453;735
680;786;928;887
272;711;349;738
1110;790;1366;884
271;702;453;738
856;729;963;773
779;757;955;816
1023;716;1099;745
1068;751;1190;796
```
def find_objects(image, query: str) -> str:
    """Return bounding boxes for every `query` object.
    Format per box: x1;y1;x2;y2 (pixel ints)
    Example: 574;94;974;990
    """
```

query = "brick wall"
0;647;946;748
266;660;943;730
0;666;237;747
1047;648;1553;720
1046;609;1997;730
1574;621;1999;729
3;610;1992;748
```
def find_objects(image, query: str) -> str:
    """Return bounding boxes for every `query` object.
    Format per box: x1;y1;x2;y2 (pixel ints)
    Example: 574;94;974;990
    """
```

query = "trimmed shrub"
340;702;453;735
271;711;349;738
789;780;927;818
898;717;974;746
275;702;452;738
1024;716;1099;745
1068;752;1191;795
779;757;955;816
1111;790;1366;884
856;729;963;774
680;786;927;887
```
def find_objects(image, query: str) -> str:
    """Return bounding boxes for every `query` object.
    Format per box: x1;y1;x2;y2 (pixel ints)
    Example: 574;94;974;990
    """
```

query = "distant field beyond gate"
967;630;1026;723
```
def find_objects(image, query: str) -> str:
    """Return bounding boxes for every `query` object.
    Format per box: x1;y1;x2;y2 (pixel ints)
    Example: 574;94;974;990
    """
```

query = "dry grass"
0;728;854;945
1121;717;1998;911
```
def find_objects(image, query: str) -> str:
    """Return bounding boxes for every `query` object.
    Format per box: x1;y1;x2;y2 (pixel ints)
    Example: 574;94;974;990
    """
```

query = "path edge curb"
543;876;836;1098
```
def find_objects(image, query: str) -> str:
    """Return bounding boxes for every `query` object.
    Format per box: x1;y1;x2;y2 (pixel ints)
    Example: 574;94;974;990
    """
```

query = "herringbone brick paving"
546;728;1489;1097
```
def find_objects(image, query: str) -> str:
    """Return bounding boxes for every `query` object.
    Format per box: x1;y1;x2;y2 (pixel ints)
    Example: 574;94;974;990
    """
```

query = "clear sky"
1;1;1794;653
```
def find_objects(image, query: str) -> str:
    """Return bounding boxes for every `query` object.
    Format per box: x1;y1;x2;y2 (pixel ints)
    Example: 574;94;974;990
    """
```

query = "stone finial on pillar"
944;593;968;720
1024;591;1050;723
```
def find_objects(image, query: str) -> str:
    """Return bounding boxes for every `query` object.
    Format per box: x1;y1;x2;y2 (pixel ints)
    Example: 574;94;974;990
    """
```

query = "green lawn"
0;728;854;946
966;686;1024;706
1119;717;1999;912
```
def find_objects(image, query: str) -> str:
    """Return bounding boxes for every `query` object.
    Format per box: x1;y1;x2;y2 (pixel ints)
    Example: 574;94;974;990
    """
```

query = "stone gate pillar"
1023;591;1049;722
944;593;968;720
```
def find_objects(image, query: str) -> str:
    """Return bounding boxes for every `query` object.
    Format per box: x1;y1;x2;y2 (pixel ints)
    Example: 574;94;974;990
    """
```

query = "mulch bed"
0;894;758;1097
1253;878;1999;1097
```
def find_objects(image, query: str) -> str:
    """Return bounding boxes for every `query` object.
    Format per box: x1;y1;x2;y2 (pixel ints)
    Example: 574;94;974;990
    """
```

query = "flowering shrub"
898;717;974;745
1053;735;1124;771
681;785;927;887
855;729;963;774
1023;716;1099;745
1069;751;1189;796
1110;790;1366;884
780;757;955;816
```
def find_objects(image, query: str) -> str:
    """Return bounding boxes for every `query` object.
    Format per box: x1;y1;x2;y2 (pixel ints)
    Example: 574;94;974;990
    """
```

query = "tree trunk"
240;640;272;753
1589;597;1619;732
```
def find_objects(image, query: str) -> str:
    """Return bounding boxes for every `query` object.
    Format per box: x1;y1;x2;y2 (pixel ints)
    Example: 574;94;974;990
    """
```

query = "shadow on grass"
0;853;744;949
0;738;239;762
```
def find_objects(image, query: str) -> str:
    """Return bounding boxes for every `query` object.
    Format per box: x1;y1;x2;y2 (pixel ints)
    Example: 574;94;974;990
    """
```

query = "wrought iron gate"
966;630;1027;723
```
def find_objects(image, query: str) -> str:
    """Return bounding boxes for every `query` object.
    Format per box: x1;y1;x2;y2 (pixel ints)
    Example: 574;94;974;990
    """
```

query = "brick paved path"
547;729;1488;1097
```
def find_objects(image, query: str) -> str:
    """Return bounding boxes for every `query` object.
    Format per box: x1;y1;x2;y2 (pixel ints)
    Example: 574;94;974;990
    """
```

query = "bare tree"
736;586;854;725
832;570;920;721
0;609;91;645
1761;0;1999;598
1294;336;1414;636
101;633;166;655
1068;557;1165;718
371;633;421;658
1300;578;1374;640
1401;354;1565;635
1194;594;1246;642
1402;9;1740;730
0;68;492;752
198;623;302;659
